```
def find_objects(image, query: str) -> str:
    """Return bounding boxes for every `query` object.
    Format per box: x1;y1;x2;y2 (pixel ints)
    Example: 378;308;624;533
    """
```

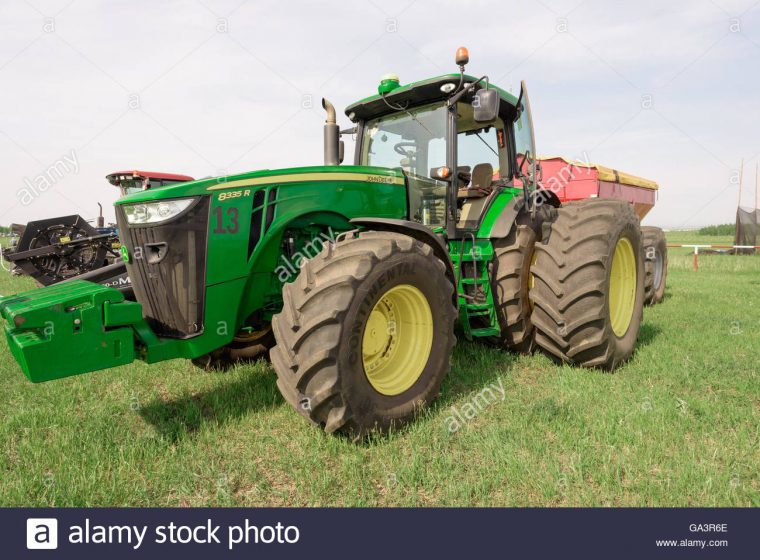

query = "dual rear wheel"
530;200;645;369
489;199;646;370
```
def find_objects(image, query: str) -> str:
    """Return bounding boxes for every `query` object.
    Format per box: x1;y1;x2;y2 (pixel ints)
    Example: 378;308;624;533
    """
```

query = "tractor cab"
106;171;194;198
345;48;538;237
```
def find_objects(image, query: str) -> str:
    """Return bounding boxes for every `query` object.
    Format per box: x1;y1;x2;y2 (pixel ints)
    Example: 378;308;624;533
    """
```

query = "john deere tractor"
0;48;645;437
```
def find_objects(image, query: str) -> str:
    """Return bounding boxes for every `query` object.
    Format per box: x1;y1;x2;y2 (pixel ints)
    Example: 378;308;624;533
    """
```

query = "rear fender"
486;190;560;240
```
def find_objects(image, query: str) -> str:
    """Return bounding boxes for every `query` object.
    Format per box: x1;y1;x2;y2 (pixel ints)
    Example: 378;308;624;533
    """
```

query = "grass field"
0;231;757;507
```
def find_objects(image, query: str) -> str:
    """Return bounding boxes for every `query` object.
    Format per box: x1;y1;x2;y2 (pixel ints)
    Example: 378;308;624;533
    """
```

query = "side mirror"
473;89;500;122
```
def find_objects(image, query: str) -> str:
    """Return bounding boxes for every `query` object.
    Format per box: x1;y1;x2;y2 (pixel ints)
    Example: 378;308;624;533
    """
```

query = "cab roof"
106;171;194;185
345;73;518;122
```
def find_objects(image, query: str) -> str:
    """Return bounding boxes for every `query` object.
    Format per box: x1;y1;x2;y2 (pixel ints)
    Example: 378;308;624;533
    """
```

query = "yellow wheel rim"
609;237;636;337
362;284;433;396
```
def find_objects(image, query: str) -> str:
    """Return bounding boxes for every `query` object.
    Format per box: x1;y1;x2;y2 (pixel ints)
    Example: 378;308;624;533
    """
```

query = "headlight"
123;198;196;225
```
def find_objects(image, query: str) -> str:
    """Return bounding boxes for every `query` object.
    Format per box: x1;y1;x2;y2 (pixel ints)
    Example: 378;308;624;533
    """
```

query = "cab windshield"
361;103;448;227
118;179;147;197
361;102;447;173
360;100;510;229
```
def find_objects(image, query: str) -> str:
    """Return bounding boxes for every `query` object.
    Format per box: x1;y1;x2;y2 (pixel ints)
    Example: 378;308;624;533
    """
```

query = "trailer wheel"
271;231;456;438
642;226;667;305
489;224;538;353
530;200;645;370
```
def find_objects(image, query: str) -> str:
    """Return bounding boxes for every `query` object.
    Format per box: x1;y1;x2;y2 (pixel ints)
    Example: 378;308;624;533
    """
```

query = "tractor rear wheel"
530;200;644;370
642;226;667;305
271;231;457;438
490;224;538;353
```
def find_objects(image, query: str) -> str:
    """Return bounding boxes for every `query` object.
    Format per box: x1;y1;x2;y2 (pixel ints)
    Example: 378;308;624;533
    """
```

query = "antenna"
737;158;744;209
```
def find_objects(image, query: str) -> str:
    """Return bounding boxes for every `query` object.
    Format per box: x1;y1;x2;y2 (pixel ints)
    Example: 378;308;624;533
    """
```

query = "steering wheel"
394;141;417;156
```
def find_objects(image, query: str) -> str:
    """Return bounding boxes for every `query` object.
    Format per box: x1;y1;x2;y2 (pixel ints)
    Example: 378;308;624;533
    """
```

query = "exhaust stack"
96;203;105;229
322;98;342;166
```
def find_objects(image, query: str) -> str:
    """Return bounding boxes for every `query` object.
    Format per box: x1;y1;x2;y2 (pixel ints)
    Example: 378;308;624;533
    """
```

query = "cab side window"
456;102;509;182
513;108;534;180
458;126;503;177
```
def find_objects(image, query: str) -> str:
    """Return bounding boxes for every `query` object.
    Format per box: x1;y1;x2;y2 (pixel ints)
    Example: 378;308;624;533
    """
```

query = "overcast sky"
1;0;759;228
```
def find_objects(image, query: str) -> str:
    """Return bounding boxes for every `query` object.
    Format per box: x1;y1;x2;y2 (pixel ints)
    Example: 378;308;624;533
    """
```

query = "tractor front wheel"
271;231;457;438
530;200;645;370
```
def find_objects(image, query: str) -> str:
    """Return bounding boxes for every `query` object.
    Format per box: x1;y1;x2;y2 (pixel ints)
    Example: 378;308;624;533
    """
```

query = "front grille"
116;197;210;338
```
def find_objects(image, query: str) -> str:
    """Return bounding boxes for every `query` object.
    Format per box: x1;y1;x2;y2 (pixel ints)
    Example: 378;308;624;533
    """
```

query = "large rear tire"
642;226;667;305
271;231;457;438
530;200;645;370
490;224;538;353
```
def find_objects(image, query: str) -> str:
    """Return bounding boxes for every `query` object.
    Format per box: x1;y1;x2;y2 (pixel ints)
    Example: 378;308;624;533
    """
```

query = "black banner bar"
5;508;755;559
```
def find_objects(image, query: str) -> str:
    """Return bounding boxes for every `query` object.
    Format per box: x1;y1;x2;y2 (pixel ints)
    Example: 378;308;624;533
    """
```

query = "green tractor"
0;48;645;437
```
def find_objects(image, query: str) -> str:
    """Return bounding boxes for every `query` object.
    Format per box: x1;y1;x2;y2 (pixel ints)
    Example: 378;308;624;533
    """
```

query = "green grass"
0;230;758;507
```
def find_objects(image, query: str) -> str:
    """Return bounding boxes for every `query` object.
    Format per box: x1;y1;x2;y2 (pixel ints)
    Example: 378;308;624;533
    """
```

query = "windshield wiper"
472;131;498;158
379;93;434;137
405;110;433;137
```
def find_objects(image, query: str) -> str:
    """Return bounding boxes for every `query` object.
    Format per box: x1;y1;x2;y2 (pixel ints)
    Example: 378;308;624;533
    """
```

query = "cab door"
513;80;539;192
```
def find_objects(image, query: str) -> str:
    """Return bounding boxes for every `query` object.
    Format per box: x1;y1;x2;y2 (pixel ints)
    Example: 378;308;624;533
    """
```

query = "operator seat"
456;162;496;228
458;163;494;199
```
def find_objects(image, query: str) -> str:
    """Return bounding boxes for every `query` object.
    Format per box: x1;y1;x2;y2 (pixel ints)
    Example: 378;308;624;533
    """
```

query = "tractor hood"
115;165;406;205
